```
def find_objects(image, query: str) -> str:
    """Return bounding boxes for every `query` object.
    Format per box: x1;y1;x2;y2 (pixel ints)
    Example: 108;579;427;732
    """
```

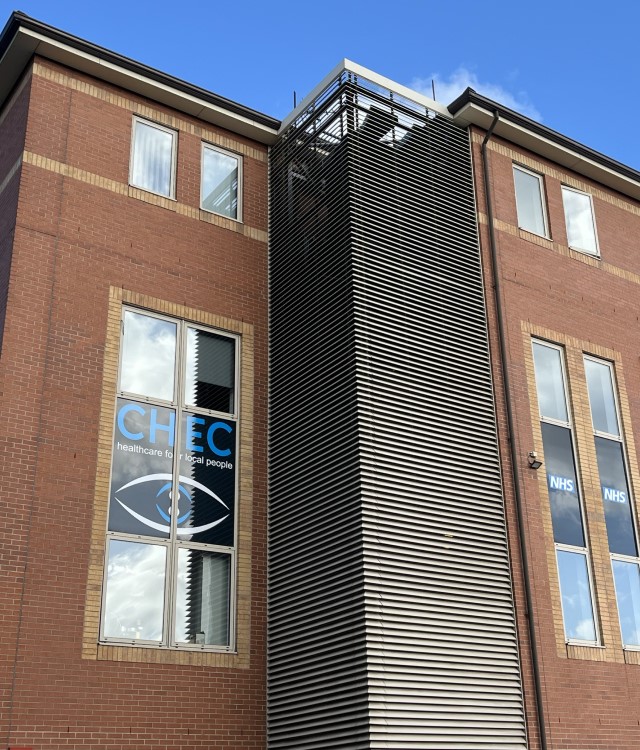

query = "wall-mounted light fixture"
528;451;542;470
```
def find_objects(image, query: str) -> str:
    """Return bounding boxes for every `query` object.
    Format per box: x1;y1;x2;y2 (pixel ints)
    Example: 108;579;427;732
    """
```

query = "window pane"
131;120;174;196
541;422;584;547
613;559;640;647
185;327;235;412
109;398;175;538
103;540;166;641
175;549;230;646
179;412;236;546
120;311;176;401
532;342;568;422
202;146;239;218
557;549;596;642
562;187;597;255
514;167;546;236
584;358;619;436
595;437;637;556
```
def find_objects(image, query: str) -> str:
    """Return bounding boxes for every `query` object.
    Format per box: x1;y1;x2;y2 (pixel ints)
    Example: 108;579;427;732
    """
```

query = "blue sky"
2;1;637;169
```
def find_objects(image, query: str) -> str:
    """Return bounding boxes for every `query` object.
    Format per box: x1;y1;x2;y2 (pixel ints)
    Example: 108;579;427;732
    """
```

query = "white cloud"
409;67;542;122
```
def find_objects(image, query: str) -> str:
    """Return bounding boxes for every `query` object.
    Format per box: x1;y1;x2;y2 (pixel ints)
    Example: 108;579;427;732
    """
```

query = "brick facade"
0;56;269;749
471;126;640;748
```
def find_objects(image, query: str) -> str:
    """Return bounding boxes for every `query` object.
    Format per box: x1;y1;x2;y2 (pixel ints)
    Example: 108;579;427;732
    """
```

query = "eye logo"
114;472;229;534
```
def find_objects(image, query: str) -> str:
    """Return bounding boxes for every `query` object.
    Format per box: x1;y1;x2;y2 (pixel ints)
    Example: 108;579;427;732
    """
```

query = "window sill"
89;642;248;668
200;206;243;224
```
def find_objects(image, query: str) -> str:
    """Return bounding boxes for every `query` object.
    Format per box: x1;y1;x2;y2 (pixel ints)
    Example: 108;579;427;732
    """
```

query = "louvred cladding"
269;69;527;749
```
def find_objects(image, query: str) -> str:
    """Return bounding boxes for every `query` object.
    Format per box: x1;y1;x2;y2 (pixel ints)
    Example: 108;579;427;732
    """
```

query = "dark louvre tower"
269;63;527;748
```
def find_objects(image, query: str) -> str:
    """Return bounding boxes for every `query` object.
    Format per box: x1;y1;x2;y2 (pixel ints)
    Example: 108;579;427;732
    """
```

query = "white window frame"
513;164;550;238
129;117;178;199
100;306;240;652
561;185;599;257
533;339;600;645
200;142;243;222
584;354;640;649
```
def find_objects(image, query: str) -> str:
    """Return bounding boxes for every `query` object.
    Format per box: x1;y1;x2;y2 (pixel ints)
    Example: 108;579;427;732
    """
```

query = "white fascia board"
5;27;279;145
279;59;450;134
453;101;640;201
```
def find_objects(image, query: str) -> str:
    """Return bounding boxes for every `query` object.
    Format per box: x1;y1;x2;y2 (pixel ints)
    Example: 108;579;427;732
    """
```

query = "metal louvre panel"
348;86;526;748
269;70;526;749
269;85;371;749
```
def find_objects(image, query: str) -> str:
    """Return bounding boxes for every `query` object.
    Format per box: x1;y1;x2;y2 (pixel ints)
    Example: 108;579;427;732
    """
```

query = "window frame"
561;185;599;257
200;142;243;222
129;116;178;200
584;354;640;649
513;164;550;239
532;339;600;645
99;305;240;652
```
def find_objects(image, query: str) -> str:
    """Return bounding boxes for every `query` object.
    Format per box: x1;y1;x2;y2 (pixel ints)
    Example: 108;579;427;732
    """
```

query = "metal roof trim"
450;89;640;200
0;11;280;144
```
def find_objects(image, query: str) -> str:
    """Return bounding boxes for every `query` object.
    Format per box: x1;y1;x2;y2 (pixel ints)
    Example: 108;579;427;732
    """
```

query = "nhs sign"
548;475;576;493
602;486;627;504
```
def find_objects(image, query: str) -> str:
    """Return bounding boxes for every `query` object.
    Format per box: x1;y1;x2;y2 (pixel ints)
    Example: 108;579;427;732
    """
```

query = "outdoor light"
528;451;542;470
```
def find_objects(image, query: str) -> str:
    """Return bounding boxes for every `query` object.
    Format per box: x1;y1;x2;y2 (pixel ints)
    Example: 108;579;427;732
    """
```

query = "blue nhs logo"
548;475;575;493
603;486;627;504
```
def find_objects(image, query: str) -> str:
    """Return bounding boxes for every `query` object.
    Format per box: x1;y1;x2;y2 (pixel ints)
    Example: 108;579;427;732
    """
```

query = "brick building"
2;10;640;750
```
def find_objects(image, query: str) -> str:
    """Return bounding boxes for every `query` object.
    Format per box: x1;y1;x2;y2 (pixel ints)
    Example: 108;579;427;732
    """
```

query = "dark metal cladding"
269;69;527;749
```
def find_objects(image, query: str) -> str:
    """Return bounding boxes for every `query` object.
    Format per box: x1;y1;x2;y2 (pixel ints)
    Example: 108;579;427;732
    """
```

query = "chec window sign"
101;308;238;650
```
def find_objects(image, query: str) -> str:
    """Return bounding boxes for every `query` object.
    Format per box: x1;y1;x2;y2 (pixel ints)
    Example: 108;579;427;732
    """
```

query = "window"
562;186;598;255
513;165;548;237
201;143;242;220
101;308;238;650
584;357;640;647
532;340;598;643
130;118;177;198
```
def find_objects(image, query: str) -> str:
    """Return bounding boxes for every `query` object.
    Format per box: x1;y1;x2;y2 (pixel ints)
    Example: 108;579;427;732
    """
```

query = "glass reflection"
202;146;239;218
595;437;637;557
179;412;235;546
103;540;166;641
613;559;640;647
120;311;176;401
109;398;174;538
514;167;546;236
184;328;235;413
532;343;568;423
557;549;596;642
562;187;597;255
584;359;619;436
541;422;584;547
175;548;230;646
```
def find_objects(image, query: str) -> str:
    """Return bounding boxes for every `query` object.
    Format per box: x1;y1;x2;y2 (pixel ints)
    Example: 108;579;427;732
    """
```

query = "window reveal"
101;308;238;650
584;356;640;647
130;117;177;198
513;165;548;237
562;186;599;256
201;143;241;220
532;340;597;643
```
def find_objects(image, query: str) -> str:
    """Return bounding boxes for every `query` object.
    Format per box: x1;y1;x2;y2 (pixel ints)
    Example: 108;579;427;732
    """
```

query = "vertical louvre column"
269;68;527;749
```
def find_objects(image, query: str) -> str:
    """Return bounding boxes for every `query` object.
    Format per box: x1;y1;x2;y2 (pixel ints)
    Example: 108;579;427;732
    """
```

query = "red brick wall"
0;58;268;749
471;124;640;749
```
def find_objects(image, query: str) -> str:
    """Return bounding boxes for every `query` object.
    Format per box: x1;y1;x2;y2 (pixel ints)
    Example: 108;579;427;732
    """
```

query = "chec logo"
114;472;229;534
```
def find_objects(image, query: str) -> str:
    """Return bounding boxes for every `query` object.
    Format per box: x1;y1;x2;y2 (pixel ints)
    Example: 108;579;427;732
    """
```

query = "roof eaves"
449;87;640;201
0;11;281;144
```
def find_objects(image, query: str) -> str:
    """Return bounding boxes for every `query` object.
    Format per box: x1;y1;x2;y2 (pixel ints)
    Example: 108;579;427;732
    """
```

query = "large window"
101;308;238;650
130;118;177;198
513;165;548;237
584;356;640;647
562;186;598;256
201;143;242;220
532;340;598;643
